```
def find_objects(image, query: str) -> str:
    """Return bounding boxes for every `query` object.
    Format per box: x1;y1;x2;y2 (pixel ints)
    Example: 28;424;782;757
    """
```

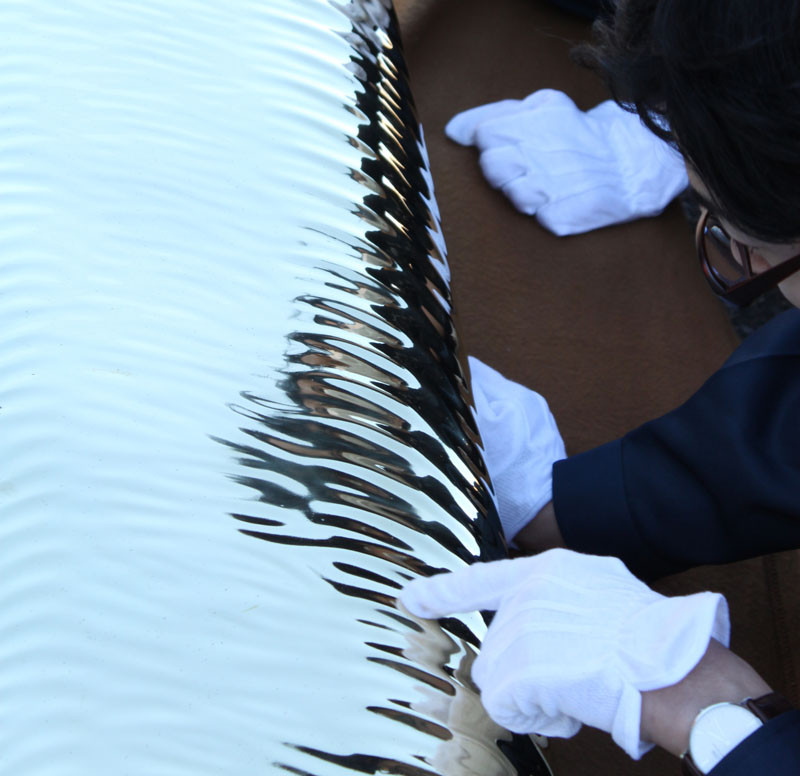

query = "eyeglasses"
695;207;800;306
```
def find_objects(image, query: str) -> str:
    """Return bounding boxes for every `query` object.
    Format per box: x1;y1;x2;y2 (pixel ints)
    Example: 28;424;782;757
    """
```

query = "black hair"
576;0;800;242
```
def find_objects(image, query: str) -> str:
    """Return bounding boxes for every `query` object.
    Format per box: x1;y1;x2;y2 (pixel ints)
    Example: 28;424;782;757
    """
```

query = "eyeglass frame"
695;207;800;306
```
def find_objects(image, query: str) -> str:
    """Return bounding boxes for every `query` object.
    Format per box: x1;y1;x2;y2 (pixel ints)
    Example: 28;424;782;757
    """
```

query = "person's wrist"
640;638;772;757
511;500;566;555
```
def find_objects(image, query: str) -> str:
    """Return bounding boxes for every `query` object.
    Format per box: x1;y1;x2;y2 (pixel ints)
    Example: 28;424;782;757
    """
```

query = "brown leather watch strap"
680;693;795;775
680;751;705;776
743;692;795;723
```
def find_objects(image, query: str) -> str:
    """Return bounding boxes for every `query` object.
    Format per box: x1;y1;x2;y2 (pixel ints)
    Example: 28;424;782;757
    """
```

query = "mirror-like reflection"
218;2;551;775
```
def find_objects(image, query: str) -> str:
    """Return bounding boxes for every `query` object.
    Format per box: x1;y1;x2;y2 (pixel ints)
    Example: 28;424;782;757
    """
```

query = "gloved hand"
468;356;565;543
399;549;730;760
446;89;689;236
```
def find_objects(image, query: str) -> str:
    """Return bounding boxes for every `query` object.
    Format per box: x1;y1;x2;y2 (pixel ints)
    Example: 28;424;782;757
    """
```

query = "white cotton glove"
400;549;730;760
446;89;689;236
468;356;565;543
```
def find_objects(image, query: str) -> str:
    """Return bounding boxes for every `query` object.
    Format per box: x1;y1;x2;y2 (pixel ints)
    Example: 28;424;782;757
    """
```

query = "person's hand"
468;357;565;543
446;90;689;235
399;549;730;759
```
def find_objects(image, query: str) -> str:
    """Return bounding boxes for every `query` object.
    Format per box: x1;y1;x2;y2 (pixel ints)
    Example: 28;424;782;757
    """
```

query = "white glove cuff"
500;466;557;542
612;683;655;761
612;592;730;760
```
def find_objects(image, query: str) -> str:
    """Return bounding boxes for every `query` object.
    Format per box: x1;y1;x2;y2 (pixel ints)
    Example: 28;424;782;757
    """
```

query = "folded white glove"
446;89;689;236
468;356;565;542
400;549;730;760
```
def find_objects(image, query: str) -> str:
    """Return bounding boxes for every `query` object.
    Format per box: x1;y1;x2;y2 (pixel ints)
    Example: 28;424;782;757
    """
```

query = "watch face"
689;703;763;773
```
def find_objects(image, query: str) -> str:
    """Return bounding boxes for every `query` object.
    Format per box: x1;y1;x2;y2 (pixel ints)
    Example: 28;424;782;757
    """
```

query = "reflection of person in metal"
401;1;800;773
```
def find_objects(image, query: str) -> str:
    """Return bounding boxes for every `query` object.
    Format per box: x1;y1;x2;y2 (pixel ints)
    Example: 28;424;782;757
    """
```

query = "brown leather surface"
394;0;800;774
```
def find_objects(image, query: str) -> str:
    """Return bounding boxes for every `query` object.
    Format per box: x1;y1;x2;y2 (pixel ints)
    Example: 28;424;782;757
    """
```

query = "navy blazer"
552;309;800;773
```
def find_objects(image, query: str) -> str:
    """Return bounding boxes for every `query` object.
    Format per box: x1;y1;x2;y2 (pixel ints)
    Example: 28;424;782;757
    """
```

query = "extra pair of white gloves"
401;358;729;759
445;88;688;235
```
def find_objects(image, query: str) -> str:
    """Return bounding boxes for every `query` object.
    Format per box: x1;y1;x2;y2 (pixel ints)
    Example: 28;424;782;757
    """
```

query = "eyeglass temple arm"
725;251;800;306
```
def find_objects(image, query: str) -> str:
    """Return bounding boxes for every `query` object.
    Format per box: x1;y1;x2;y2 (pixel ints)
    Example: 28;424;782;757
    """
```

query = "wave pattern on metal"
0;1;550;775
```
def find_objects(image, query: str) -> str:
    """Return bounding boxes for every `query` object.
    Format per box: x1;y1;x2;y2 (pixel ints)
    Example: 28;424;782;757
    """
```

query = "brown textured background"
394;0;800;773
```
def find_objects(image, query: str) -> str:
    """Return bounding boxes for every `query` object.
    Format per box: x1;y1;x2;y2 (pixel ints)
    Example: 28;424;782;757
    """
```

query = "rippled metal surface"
0;1;550;774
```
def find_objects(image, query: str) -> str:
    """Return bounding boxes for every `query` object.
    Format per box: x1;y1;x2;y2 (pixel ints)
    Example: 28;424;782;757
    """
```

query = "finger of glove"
398;559;527;619
520;88;577;113
467;356;561;456
585;98;633;124
477;669;583;738
496;142;625;219
467;356;504;418
445;99;524;146
446;90;570;146
472;93;585;151
489;549;653;618
478;144;531;190
467;356;533;425
468;356;538;400
501;174;550;216
534;178;637;236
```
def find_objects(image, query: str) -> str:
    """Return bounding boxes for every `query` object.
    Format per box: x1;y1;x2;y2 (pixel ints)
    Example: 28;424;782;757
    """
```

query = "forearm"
640;638;772;757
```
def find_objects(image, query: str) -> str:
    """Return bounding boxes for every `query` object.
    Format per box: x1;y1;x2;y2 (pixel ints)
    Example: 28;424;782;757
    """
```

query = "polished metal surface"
0;1;550;774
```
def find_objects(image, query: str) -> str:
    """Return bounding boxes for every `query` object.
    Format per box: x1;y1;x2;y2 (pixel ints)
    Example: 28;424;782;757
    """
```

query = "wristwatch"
681;692;795;775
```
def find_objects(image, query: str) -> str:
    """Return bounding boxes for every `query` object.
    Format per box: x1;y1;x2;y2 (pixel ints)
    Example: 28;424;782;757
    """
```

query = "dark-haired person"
401;1;800;773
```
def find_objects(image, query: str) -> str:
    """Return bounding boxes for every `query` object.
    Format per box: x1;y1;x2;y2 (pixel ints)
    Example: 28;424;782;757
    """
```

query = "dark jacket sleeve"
708;710;800;775
552;309;800;580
